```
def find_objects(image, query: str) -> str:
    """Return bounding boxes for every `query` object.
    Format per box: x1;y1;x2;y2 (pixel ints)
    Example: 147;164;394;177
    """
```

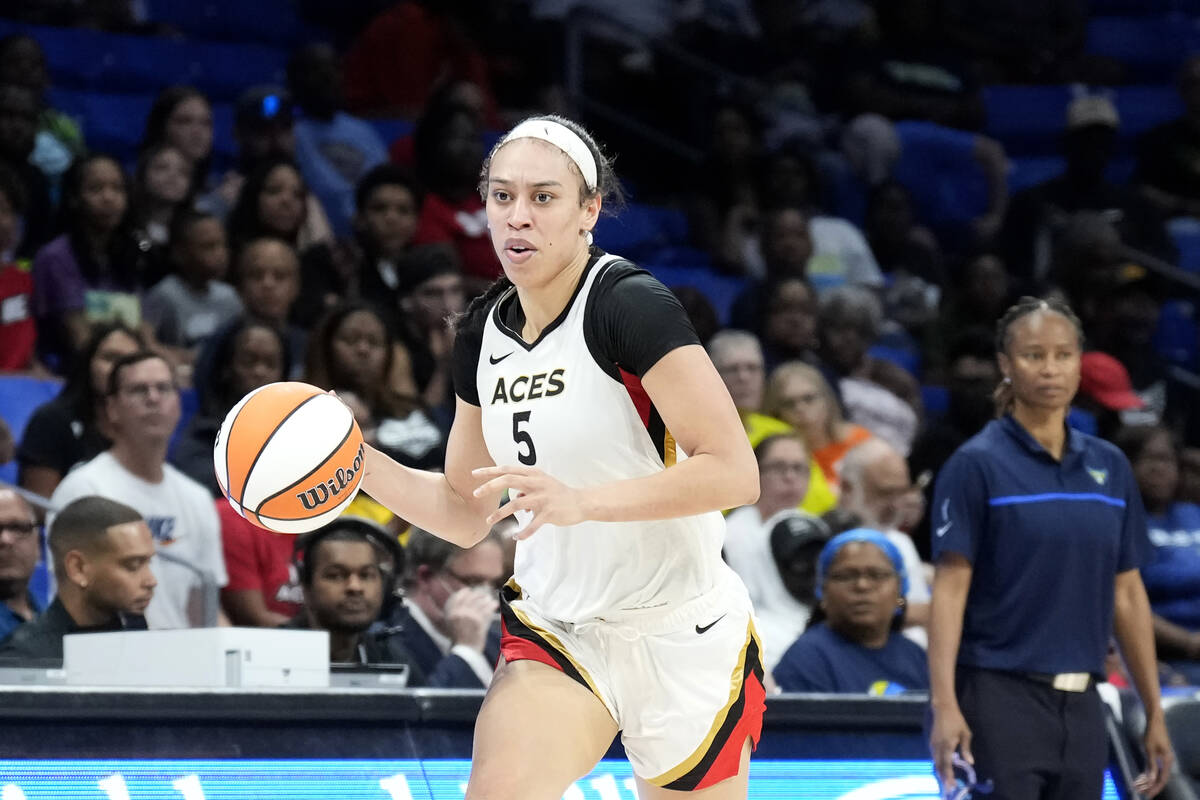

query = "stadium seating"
0;375;63;486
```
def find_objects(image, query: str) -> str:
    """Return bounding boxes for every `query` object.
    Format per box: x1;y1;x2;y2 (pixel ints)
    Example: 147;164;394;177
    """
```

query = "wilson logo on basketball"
296;443;365;511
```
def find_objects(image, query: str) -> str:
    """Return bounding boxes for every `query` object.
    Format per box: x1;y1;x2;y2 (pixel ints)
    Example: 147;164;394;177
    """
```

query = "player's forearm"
361;445;491;547
1114;571;1166;720
577;451;758;523
928;559;972;711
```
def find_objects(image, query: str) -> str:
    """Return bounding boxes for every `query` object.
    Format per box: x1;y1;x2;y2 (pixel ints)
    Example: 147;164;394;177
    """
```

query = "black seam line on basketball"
251;413;355;515
664;635;761;792
223;389;259;504
233;392;323;505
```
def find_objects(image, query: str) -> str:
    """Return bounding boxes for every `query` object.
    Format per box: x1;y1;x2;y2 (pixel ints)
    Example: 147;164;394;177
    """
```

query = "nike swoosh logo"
936;521;953;537
695;613;727;635
489;352;514;365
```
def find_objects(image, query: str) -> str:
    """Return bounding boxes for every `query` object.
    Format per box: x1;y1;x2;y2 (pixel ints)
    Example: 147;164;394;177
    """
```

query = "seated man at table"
0;496;154;663
0;487;43;645
283;517;414;669
387;527;502;688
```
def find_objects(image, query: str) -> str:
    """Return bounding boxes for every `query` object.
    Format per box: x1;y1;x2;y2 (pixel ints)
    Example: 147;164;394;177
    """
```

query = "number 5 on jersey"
513;411;537;465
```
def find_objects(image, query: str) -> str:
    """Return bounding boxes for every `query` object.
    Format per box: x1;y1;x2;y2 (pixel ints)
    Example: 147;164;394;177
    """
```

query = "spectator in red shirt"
218;501;302;626
342;0;498;122
410;98;499;289
0;162;34;370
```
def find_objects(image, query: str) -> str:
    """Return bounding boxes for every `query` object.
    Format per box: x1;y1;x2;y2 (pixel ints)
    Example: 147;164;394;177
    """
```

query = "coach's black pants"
955;666;1107;800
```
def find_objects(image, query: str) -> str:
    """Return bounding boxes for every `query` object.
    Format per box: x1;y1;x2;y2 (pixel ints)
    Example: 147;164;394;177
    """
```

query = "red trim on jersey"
619;367;651;427
694;670;766;791
499;618;565;673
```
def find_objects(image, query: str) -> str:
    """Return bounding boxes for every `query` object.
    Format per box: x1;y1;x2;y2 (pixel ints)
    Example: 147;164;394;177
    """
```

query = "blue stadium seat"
983;84;1073;156
1169;218;1200;273
1114;85;1183;139
47;88;237;169
0;376;64;486
920;385;950;420
1086;16;1196;81
893;121;989;244
643;264;746;326
143;0;321;46
1008;156;1065;193
1154;299;1199;369
593;203;690;261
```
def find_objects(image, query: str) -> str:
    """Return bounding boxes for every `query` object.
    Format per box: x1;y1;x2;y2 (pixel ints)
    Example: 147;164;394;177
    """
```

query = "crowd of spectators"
2;0;1200;701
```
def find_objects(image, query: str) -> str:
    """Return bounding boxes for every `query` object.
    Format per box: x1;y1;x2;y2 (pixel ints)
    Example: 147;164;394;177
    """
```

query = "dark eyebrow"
488;178;565;188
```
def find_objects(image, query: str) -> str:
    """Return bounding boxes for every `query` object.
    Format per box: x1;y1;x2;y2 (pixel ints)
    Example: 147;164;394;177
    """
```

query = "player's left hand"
1135;713;1174;798
471;465;586;539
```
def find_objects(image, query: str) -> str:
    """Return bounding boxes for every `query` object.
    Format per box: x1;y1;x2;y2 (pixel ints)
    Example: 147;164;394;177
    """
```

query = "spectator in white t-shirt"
49;351;227;629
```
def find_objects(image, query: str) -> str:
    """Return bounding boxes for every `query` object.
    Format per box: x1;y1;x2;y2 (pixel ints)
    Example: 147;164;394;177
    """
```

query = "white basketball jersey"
476;254;728;623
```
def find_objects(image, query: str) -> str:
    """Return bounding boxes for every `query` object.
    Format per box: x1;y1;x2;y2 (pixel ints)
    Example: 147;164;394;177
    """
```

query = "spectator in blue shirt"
928;296;1171;800
0;488;41;645
288;43;388;240
1116;424;1200;684
773;529;928;694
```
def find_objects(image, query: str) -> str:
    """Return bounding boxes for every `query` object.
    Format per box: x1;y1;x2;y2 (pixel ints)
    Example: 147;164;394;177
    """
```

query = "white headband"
501;119;598;192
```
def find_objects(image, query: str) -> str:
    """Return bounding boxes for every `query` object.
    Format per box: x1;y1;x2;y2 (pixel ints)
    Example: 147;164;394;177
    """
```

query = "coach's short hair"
49;496;144;574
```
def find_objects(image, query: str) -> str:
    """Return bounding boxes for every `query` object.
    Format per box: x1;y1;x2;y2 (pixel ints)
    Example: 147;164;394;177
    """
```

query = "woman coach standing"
928;297;1172;799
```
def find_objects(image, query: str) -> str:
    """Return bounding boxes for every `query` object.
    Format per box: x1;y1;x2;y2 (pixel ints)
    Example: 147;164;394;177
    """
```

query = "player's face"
757;438;810;511
0;490;38;586
999;311;1082;413
821;542;901;643
306;540;384;633
485;138;599;287
83;521;157;616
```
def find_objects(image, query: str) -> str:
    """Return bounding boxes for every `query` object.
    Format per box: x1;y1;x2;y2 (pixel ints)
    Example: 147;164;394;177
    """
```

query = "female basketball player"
360;115;764;800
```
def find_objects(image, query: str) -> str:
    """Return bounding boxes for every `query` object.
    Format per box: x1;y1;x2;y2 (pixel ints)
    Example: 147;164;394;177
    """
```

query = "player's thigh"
466;657;619;800
633;738;751;800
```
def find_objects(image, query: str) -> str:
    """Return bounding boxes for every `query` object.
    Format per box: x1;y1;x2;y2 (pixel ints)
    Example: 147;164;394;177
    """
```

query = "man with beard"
908;327;998;561
284;517;415;670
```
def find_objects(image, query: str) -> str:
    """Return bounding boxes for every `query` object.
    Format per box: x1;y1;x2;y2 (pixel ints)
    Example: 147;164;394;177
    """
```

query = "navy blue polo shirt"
932;415;1152;677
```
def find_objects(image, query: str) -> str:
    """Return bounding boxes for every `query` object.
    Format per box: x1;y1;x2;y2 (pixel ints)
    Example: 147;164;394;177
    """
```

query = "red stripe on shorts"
499;618;565;673
693;669;766;791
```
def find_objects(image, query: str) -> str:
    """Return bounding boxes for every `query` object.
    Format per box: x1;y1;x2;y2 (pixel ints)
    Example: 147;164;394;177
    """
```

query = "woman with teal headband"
772;528;929;694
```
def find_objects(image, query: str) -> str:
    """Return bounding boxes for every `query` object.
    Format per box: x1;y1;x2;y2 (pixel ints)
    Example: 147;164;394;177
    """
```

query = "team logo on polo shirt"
1087;467;1108;485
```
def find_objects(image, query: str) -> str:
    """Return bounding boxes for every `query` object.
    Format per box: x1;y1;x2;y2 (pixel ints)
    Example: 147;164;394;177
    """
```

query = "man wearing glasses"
48;351;226;630
0;488;42;645
388;526;503;688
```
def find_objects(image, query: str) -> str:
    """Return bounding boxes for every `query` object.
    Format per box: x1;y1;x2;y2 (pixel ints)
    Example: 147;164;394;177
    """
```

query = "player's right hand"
445;586;499;652
930;705;973;795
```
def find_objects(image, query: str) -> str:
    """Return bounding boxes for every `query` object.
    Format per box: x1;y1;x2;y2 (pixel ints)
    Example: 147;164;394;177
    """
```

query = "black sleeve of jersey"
586;263;701;378
451;308;486;406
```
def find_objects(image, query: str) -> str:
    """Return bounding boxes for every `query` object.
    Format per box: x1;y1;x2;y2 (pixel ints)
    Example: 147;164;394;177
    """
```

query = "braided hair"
992;296;1085;416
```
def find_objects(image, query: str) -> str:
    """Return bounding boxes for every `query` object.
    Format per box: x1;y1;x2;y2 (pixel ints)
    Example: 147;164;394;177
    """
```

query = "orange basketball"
213;381;365;534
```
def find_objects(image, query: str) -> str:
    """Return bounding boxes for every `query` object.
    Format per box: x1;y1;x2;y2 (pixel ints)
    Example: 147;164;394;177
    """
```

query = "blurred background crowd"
1;0;1200;725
